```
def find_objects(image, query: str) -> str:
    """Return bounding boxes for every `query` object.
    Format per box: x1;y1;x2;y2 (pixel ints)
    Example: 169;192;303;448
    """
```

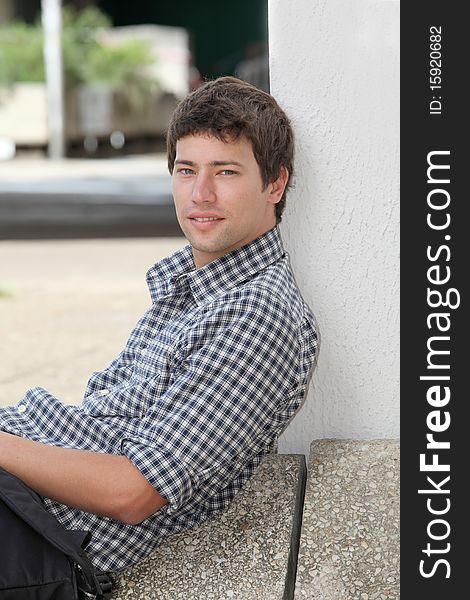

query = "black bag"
0;468;112;599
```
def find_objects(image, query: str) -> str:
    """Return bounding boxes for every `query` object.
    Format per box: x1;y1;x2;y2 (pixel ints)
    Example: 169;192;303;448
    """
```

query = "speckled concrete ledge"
294;440;399;600
112;454;306;600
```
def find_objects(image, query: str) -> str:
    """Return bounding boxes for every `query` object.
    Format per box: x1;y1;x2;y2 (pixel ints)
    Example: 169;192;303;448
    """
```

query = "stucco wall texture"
270;0;400;455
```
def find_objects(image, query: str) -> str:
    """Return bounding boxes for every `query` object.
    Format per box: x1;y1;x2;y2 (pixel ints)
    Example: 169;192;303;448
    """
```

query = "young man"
0;77;318;572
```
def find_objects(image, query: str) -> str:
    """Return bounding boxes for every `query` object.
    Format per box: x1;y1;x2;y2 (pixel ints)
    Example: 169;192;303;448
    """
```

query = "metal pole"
41;0;65;159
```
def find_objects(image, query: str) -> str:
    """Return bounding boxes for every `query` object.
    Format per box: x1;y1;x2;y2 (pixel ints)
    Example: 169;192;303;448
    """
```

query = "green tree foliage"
0;21;44;84
0;6;156;91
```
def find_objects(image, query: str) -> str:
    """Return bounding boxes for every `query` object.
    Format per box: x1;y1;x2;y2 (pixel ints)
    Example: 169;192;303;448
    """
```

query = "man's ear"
267;167;289;205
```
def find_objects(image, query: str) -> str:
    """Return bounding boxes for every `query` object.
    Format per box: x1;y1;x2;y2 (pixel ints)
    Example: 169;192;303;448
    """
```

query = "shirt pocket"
82;374;165;418
134;335;176;380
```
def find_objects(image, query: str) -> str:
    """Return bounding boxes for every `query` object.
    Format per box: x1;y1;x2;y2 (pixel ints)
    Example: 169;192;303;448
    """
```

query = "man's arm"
0;431;167;525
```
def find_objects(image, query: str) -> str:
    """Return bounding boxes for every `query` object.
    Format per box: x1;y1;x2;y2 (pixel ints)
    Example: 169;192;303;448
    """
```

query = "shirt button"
100;389;109;396
140;348;147;356
17;404;27;414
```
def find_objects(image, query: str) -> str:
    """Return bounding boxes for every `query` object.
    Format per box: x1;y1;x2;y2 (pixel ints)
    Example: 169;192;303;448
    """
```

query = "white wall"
269;0;400;456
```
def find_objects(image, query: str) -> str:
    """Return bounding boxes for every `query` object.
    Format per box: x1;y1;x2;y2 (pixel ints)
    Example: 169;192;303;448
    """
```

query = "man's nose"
191;172;215;203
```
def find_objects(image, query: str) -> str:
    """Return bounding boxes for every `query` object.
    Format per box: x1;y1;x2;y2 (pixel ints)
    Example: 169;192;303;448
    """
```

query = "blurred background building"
0;0;269;161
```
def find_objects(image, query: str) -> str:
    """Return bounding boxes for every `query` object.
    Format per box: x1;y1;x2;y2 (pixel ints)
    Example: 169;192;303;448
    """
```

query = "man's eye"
220;169;236;175
178;168;194;175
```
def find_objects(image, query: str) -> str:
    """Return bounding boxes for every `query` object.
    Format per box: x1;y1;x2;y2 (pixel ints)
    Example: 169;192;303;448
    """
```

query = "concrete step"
0;157;180;239
294;440;400;600
0;175;179;239
111;454;306;600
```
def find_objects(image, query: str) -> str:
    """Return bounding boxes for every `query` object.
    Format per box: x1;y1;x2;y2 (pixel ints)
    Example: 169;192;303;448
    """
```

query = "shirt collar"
146;226;285;304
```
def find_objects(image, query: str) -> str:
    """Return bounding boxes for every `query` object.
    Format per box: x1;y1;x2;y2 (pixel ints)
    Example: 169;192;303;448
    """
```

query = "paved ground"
0;237;186;407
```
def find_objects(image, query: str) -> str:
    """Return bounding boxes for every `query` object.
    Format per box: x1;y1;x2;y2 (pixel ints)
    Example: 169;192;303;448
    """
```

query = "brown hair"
166;76;294;222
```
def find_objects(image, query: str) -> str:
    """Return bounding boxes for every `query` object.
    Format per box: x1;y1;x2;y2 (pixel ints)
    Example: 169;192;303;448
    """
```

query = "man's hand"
0;431;167;525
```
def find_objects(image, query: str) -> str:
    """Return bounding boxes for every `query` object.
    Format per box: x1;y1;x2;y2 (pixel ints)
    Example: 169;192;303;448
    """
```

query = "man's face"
172;133;286;269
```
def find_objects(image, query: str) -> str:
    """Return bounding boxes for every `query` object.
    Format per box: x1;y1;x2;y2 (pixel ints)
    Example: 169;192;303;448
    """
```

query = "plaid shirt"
0;227;318;572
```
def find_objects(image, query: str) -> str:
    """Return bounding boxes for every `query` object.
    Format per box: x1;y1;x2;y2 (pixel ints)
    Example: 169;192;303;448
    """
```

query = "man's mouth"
190;217;224;222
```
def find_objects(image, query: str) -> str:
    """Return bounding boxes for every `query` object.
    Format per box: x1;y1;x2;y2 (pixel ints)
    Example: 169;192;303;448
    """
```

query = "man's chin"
184;229;230;253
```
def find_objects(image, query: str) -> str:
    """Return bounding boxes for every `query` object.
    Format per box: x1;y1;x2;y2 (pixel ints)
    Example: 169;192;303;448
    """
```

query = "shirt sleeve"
120;287;301;513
